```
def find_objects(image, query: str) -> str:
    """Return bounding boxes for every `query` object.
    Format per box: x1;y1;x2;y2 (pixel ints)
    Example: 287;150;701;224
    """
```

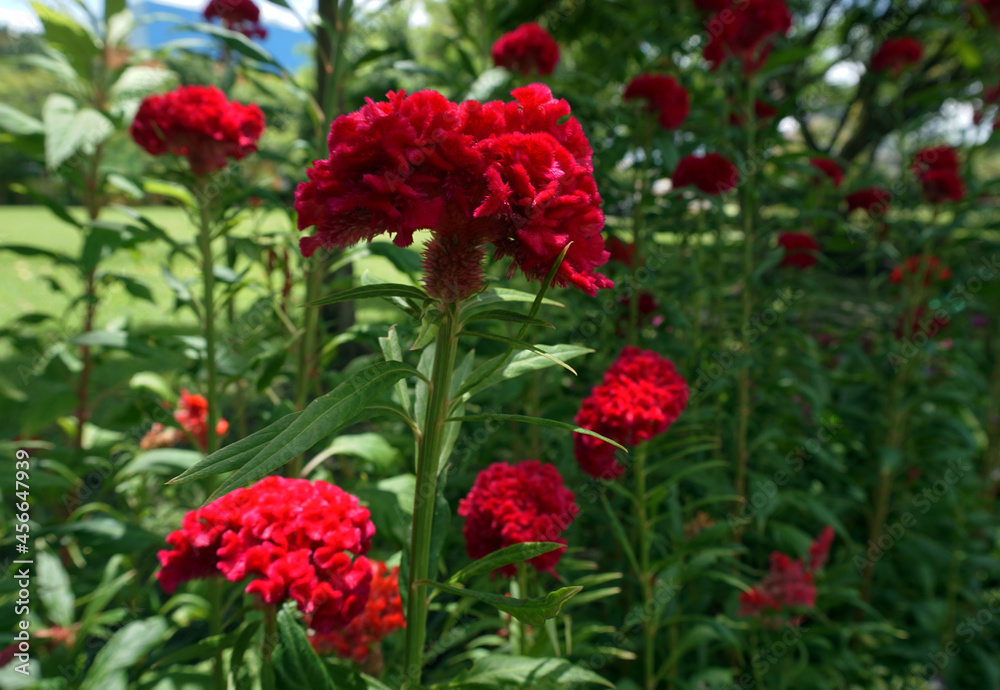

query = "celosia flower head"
623;74;691;130
911;146;960;176
130;85;264;175
890;255;952;287
703;0;793;74
672;153;739;195
174;389;230;451
295;85;612;301
157;476;374;632
606;237;636;267
845;187;891;215
204;0;266;39
458;460;578;577
491;23;560;75
870;37;923;75
574;347;689;479
310;561;404;664
776;232;820;269
809;157;843;187
911;146;965;204
738;527;833;618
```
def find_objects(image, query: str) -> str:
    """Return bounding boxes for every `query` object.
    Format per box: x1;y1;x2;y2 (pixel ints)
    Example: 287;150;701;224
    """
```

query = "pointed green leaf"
274;607;334;690
459;344;593;399
462;309;554;329
79;617;170;690
459;331;577;375
308;283;430;307
378;325;412;418
452;414;626;451
449;542;564;585
419;581;582;627
37;551;74;627
441;655;614;688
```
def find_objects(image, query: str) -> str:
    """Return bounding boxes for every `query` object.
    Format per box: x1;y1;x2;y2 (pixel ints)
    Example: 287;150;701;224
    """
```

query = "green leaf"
178;22;285;70
142;178;196;208
79;617;170;690
37;551;74;627
441;655;614;688
378;325;413;418
366;241;423;275
308;283;430;307
8;184;82;228
31;2;100;82
118;449;202;478
274;606;334;690
459;331;578;375
205;361;421;499
0;103;43;136
460;344;593;399
449;542;564;584
317;432;402;469
168;412;298;485
453;414;626;451
462;308;554;329
42;94;113;170
462;287;563;310
419;581;582;627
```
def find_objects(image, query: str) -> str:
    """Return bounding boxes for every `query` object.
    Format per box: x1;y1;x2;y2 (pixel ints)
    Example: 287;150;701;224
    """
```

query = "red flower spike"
870;37;923;75
491;23;560;75
130;86;264;176
309;561;405;664
777;232;820;269
809;158;843;187
295;84;612;302
157;476;375;633
738;527;834;618
623;74;691;130
458;460;578;577
703;0;793;75
204;0;266;39
574;347;689;479
845;187;891;215
672;153;739;195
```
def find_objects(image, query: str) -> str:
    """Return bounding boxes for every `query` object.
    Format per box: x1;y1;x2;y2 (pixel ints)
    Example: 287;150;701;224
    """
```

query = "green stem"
262;605;277;690
197;193;220;456
634;443;656;690
401;305;460;689
291;259;324;477
629;116;655;345
208;578;225;689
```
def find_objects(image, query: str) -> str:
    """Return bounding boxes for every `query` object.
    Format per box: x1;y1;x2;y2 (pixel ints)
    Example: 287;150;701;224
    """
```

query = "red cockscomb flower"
870;37;923;75
173;389;229;451
776;232;820;269
890;255;952;287
623;74;691;130
693;0;732;11
703;0;793;74
911;146;960;176
672;153;739;195
295;85;612;302
809;158;843;187
458;460;578;577
204;0;266;39
310;561;405;665
920;169;966;204
130;85;264;176
845;187;891;215
574;347;689;479
729;99;779;126
738;527;833;618
491;23;560;75
157;477;374;633
607;237;637;267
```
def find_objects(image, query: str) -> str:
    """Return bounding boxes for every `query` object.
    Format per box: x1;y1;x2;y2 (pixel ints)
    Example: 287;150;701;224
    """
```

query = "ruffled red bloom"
845;187;891;215
911;146;960;176
870;37;923;75
672;153;739;195
693;0;732;11
920;169;966;204
204;0;266;39
729;99;779;126
738;527;833;618
130;86;264;176
607;237;637;267
574;347;689;479
173;389;230;452
890;255;952;287
157;477;374;633
310;561;404;664
458;460;578;577
491;23;560;75
703;0;793;74
776;232;820;269
809;157;843;187
295;85;612;302
623;74;691;130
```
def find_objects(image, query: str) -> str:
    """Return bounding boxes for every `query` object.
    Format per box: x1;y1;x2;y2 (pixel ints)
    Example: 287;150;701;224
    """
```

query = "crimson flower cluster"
623;74;691;130
776;232;820;269
890;255;952;287
912;146;965;204
203;0;266;39
157;477;375;633
809;157;843;187
295;84;612;302
845;187;891;215
458;460;578;577
139;389;229;452
672;153;739;195
703;0;793;74
310;561;405;665
738;526;834;619
130;85;265;176
491;23;560;75
870;37;923;75
574;347;690;479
